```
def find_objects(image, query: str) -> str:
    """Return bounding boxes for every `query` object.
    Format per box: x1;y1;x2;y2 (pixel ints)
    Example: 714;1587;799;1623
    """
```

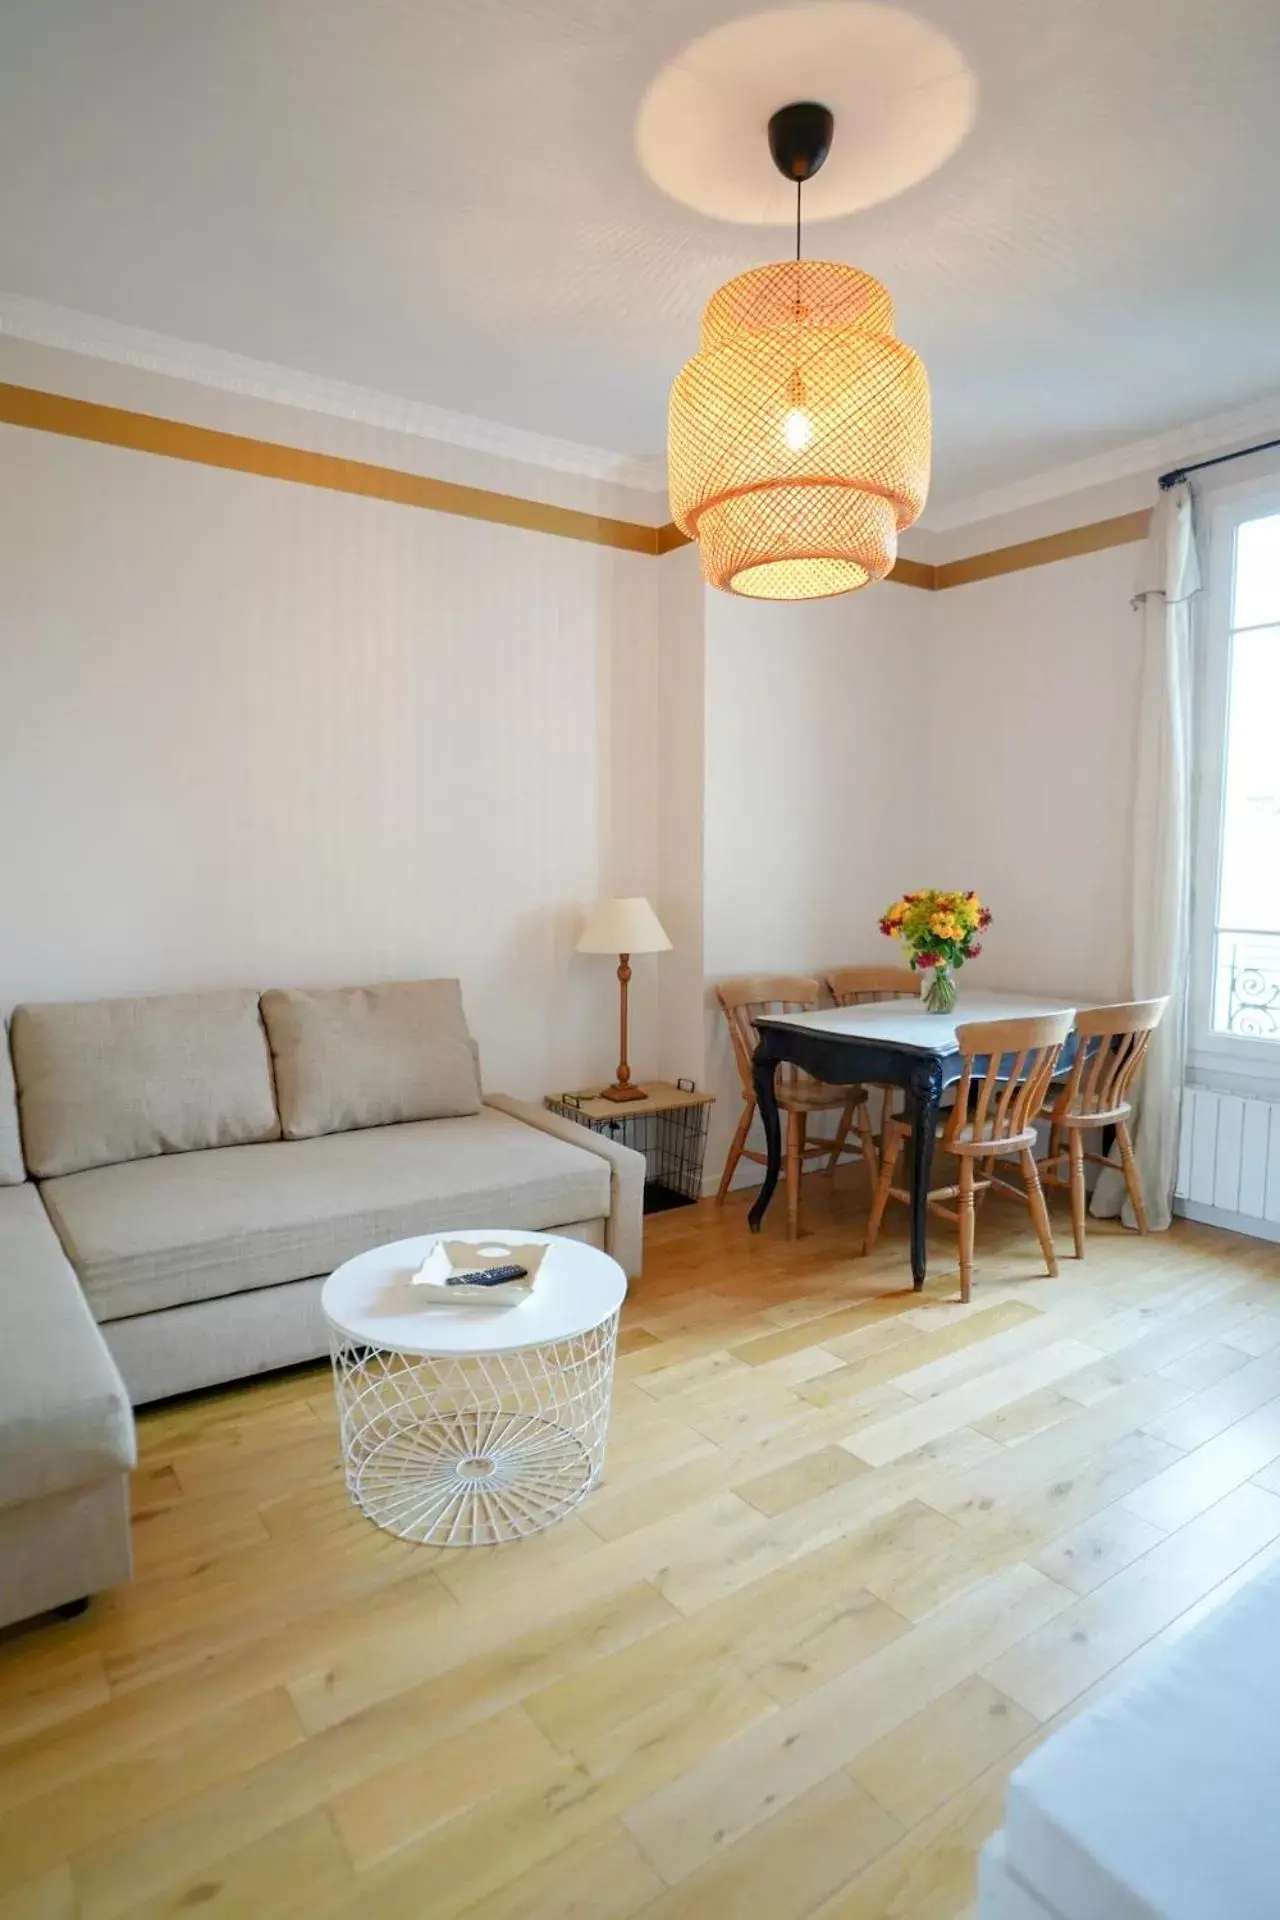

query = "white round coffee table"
321;1230;627;1547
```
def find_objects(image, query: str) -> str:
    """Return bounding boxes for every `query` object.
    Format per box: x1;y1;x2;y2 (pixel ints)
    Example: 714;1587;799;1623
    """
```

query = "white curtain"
1093;481;1201;1229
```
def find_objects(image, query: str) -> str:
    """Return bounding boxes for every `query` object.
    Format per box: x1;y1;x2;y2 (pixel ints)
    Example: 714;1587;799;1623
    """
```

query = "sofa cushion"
261;980;482;1141
41;1106;611;1320
0;1186;136;1507
12;990;281;1178
0;1023;23;1185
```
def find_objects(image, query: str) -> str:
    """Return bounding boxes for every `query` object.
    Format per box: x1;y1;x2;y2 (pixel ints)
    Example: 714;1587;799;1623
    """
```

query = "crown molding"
9;293;1279;525
923;389;1280;534
0;291;668;493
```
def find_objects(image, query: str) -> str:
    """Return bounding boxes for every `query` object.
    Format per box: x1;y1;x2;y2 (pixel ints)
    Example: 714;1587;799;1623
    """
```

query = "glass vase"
920;964;957;1015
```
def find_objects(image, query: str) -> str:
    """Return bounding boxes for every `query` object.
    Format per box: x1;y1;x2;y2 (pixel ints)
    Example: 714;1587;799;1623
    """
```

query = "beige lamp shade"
576;897;672;956
668;259;930;602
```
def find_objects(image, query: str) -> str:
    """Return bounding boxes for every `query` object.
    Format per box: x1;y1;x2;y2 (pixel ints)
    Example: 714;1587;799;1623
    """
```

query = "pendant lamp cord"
795;177;802;262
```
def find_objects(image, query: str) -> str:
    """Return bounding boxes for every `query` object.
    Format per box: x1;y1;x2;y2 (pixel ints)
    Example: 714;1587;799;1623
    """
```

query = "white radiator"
1175;1086;1280;1229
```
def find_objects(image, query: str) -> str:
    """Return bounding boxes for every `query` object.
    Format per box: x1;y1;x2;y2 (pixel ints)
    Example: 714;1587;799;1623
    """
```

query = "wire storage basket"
546;1081;713;1212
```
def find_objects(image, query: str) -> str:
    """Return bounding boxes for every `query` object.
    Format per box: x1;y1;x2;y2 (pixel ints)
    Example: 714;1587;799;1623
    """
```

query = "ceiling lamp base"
766;102;834;182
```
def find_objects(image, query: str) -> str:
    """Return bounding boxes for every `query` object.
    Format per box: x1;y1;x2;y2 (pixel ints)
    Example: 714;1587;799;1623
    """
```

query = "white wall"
917;541;1145;1005
654;544;707;1088
695;537;1155;1189
701;582;925;1172
0;333;1200;1189
0;416;662;1100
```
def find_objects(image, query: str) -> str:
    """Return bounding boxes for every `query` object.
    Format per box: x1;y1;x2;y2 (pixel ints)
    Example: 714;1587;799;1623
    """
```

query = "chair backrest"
715;975;821;1097
945;1011;1074;1149
1056;998;1168;1121
824;964;919;1006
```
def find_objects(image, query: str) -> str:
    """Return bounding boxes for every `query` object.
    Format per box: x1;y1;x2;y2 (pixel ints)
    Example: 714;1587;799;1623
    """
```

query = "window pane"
1217;622;1280;936
1213;603;1280;1041
1233;513;1280;629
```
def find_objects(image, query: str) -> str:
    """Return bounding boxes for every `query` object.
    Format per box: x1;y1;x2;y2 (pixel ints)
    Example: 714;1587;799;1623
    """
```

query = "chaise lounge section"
0;1037;135;1629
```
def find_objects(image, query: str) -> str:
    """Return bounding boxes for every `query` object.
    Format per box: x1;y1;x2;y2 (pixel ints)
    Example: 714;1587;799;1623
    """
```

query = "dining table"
747;990;1086;1287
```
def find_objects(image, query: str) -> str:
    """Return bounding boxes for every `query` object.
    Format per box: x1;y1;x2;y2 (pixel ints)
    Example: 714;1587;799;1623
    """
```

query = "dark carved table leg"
748;1041;782;1233
906;1062;943;1289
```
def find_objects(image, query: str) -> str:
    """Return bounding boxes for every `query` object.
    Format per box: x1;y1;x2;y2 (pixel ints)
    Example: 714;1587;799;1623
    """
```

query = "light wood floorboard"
0;1175;1277;1917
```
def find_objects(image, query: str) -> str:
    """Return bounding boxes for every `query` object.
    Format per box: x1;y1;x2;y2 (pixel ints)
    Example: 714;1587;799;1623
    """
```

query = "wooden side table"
545;1081;714;1213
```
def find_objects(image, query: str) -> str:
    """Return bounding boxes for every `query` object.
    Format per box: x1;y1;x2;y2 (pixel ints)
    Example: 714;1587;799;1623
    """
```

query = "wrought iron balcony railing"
1213;929;1280;1039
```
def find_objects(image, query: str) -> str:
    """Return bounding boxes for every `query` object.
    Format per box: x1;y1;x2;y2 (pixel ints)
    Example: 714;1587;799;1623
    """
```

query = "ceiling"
2;0;1280;514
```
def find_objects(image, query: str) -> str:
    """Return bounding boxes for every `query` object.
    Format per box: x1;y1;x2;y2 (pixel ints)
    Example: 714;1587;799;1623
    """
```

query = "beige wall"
0;399;663;1102
9;335;1278;1198
917;541;1145;1006
655;544;707;1089
701;582;924;1176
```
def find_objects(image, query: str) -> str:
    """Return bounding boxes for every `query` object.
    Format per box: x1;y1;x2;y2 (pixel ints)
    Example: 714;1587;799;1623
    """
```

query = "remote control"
445;1264;529;1287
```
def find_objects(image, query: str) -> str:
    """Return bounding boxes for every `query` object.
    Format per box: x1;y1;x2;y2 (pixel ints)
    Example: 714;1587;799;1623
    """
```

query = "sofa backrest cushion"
12;990;282;1178
0;1023;24;1185
261;979;482;1140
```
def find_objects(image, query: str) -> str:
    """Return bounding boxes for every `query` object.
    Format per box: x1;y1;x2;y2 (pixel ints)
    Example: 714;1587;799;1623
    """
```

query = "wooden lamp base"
600;1080;646;1104
601;953;647;1103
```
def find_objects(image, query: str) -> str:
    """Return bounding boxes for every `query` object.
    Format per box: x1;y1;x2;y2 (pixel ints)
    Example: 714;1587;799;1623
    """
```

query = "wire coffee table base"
329;1315;621;1546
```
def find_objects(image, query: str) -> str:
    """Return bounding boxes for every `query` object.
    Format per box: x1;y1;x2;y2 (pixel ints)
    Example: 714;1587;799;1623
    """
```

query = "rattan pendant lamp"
668;102;931;602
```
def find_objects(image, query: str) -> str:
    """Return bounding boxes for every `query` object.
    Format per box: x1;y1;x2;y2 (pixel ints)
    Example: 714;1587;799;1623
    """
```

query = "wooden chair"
823;964;920;1007
864;1010;1073;1302
824;964;921;1154
1038;998;1168;1257
715;975;877;1240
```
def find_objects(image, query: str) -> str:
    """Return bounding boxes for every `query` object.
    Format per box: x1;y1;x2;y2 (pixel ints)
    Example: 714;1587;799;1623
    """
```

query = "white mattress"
1002;1556;1280;1920
979;1834;1066;1920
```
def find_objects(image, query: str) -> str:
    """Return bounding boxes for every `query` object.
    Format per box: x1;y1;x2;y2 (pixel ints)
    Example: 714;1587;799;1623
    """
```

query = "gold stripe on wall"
0;382;662;557
647;521;1149;590
0;381;1154;586
932;509;1153;590
887;554;936;591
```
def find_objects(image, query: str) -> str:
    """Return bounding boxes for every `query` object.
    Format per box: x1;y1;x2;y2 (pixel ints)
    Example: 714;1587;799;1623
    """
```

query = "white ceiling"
2;0;1279;515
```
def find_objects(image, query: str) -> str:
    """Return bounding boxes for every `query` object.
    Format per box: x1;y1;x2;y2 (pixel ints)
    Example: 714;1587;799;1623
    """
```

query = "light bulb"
783;407;813;451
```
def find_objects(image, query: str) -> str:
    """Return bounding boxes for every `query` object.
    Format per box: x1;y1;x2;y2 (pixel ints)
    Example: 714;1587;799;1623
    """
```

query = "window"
1193;493;1280;1082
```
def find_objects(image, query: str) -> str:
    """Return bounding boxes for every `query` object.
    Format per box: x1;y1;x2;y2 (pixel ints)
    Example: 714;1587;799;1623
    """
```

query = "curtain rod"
1159;434;1280;491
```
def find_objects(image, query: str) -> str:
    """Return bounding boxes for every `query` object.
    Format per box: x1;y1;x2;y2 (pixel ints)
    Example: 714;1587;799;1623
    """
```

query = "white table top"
321;1229;627;1356
759;990;1083;1054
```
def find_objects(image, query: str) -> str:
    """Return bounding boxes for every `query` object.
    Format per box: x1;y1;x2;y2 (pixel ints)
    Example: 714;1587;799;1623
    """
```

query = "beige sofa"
0;979;644;1627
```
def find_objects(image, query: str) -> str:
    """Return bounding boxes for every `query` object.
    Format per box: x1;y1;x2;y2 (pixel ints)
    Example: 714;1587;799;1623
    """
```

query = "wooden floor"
3;1175;1280;1920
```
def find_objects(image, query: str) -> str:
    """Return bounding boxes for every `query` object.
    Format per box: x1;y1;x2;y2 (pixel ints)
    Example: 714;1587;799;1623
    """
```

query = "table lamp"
576;896;672;1102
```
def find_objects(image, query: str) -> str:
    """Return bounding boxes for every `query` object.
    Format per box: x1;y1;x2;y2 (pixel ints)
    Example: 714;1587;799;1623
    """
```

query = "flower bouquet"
879;889;992;1014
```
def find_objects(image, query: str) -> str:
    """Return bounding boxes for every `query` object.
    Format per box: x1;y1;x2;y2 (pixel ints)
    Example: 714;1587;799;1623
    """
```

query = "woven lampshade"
669;259;930;601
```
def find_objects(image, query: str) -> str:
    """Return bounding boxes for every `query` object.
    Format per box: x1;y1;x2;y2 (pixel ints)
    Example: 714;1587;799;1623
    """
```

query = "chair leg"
1067;1128;1087;1258
716;1100;755;1204
785;1110;805;1240
863;1130;901;1256
1021;1149;1059;1278
824;1099;857;1176
957;1155;975;1304
1117;1120;1150;1233
856;1102;880;1190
